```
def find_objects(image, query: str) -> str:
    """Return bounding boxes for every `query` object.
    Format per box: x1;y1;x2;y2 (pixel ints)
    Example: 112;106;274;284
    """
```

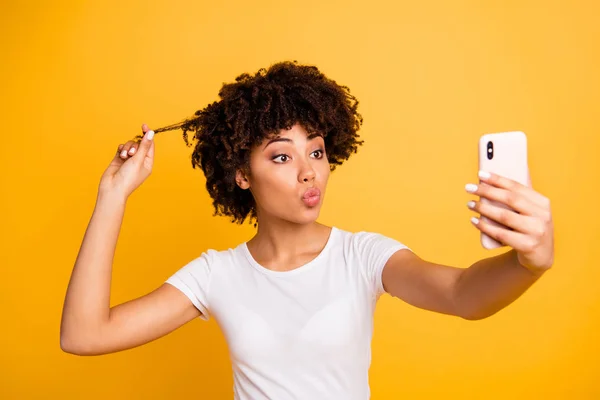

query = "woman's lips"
302;188;321;207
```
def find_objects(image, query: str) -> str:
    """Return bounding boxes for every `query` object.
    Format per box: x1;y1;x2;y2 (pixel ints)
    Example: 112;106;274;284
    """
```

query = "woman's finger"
115;124;151;160
119;140;136;159
468;200;542;235
466;182;538;216
113;144;125;161
127;143;138;156
478;170;550;210
471;216;534;252
133;129;155;160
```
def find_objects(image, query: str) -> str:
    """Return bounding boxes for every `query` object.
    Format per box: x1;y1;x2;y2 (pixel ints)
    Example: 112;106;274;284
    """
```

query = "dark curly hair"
136;61;364;226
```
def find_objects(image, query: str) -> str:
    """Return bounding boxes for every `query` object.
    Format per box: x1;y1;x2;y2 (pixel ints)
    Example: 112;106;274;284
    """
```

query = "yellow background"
1;0;598;398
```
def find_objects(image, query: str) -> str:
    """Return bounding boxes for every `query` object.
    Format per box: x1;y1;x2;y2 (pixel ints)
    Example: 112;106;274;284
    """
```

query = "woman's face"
236;123;330;225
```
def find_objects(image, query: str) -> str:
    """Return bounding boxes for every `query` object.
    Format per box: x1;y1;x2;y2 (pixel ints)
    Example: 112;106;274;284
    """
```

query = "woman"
60;61;554;399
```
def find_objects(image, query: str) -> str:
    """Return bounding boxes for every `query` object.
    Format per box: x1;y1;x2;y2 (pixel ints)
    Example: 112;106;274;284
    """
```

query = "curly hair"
137;61;365;226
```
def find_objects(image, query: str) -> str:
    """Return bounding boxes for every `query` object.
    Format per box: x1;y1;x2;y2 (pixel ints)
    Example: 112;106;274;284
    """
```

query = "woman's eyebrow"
263;133;323;150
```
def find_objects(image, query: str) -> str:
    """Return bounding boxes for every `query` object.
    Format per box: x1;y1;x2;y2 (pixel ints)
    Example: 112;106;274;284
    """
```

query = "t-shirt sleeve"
352;231;411;298
165;250;214;321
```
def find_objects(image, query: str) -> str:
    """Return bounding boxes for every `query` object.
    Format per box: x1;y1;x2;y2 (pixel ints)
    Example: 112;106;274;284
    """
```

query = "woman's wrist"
96;188;128;209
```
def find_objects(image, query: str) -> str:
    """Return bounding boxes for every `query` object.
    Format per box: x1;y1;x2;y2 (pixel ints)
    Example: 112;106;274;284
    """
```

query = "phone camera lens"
487;141;494;160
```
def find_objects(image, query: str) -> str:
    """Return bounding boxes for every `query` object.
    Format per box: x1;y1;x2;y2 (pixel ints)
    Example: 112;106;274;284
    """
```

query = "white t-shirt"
165;226;410;400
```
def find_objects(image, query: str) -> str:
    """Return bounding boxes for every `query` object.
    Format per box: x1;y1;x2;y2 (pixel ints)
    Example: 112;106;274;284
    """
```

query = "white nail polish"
146;130;155;141
471;217;479;225
478;170;491;179
465;183;478;193
467;201;476;209
121;150;128;157
129;147;136;154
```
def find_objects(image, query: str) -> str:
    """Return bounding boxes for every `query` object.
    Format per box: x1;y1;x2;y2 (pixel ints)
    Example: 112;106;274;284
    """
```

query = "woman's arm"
61;129;204;356
381;171;554;320
60;190;201;356
453;249;544;319
381;249;545;320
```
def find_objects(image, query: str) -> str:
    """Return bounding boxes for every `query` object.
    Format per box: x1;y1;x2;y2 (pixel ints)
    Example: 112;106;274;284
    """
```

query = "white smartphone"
478;131;530;249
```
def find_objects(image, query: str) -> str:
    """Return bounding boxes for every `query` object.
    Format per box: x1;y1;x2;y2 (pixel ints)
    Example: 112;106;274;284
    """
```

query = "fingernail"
129;147;136;154
471;217;479;225
465;183;478;193
146;130;155;141
121;150;128;157
467;201;476;209
478;170;491;180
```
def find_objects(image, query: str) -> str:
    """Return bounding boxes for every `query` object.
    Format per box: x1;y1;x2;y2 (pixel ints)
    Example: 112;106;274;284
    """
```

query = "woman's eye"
312;149;324;158
273;154;289;163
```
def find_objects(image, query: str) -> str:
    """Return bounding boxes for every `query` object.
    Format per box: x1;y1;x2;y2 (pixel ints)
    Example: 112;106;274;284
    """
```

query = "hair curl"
137;61;364;226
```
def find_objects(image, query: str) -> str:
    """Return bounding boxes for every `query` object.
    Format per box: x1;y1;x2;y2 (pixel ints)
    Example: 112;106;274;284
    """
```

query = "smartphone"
478;131;529;249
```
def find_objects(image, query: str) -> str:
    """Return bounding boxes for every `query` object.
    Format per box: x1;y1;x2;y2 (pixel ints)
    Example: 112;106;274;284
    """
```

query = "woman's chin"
298;204;322;221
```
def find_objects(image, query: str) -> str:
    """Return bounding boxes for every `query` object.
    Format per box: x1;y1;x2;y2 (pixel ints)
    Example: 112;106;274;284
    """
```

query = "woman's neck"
247;220;332;265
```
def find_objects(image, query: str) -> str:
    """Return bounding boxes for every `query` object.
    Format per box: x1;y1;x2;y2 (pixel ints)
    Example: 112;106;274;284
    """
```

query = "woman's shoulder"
182;241;246;269
332;225;410;252
332;225;390;240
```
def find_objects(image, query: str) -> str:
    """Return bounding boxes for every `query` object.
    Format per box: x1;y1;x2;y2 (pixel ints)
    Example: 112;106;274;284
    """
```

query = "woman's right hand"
99;123;156;199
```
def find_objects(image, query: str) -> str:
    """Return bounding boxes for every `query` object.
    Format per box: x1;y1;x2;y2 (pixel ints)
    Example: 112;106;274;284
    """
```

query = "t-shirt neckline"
241;226;338;277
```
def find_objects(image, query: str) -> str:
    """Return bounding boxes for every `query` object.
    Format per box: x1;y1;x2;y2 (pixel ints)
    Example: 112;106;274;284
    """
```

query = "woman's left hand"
465;171;554;274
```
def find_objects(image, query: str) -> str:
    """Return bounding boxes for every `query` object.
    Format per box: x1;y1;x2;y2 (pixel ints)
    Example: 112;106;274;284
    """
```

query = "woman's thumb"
147;139;155;158
135;129;155;159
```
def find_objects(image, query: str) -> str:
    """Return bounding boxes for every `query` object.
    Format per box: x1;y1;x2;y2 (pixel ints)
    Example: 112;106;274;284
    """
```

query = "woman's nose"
299;164;316;183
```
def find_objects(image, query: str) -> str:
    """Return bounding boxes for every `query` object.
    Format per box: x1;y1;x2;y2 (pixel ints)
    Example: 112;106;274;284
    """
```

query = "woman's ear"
235;169;250;190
